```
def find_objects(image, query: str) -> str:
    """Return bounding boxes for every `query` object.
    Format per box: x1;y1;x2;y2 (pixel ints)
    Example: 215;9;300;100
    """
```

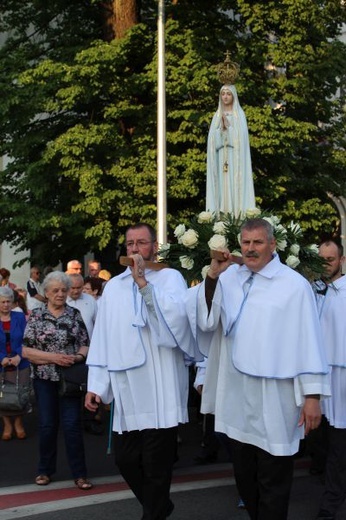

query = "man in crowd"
67;273;100;434
66;259;83;275
87;260;101;278
85;223;201;520
26;266;45;311
315;240;346;520
67;274;98;340
186;218;330;520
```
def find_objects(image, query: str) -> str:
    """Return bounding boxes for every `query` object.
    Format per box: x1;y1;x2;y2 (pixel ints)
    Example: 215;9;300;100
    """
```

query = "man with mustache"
186;218;330;520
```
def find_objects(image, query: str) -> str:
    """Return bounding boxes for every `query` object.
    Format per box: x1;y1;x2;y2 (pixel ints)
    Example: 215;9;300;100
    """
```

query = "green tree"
0;0;345;267
0;0;105;265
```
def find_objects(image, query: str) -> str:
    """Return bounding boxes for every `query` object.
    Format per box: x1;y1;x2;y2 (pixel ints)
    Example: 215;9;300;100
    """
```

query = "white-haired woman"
0;286;30;440
23;271;92;490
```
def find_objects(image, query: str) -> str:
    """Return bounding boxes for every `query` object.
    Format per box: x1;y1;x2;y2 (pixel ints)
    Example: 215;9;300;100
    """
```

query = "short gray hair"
43;271;71;293
240;218;274;241
0;286;14;302
68;273;84;284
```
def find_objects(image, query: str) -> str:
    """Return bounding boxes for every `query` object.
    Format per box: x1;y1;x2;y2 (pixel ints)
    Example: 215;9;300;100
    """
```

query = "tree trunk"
101;0;139;41
115;0;139;39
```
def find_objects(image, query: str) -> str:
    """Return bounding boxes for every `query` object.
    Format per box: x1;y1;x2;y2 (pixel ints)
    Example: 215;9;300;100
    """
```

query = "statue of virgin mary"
206;56;255;216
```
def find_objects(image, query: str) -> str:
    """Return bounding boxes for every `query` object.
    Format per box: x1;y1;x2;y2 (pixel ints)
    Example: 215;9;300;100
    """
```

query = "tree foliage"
0;0;345;266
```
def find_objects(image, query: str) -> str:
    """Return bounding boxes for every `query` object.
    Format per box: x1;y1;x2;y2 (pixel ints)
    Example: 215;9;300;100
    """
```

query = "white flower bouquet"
158;209;325;285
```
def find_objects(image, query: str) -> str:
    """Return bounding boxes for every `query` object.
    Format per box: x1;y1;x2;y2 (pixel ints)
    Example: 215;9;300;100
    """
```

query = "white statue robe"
186;255;330;456
206;84;255;216
315;275;346;428
87;267;201;433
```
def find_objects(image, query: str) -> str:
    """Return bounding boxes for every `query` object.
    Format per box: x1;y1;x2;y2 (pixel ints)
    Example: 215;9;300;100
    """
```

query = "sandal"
35;475;51;486
74;477;93;490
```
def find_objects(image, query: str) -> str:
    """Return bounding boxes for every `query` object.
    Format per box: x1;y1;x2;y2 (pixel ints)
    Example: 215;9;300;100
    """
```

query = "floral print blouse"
23;305;89;381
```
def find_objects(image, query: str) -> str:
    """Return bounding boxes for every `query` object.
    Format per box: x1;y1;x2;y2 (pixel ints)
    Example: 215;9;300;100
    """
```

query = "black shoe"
141;501;174;520
315;510;335;520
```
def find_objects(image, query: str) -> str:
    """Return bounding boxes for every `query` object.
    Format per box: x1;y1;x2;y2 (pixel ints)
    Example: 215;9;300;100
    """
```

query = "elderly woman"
0;287;30;440
23;271;92;490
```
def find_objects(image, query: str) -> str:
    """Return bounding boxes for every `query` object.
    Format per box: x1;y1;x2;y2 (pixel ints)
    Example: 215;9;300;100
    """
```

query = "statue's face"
221;88;233;107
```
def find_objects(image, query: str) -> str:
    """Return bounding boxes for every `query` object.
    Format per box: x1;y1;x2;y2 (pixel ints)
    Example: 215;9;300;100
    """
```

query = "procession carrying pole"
157;0;167;245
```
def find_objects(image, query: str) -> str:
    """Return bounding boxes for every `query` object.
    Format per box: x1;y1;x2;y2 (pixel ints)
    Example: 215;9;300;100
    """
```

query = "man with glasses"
86;222;201;520
26;266;45;312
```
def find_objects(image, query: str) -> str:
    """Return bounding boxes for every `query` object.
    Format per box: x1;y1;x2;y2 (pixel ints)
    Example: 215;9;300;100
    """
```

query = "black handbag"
0;369;31;412
59;362;88;398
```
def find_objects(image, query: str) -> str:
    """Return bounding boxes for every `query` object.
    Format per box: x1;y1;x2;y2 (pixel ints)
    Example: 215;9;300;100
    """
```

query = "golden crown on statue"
217;51;240;84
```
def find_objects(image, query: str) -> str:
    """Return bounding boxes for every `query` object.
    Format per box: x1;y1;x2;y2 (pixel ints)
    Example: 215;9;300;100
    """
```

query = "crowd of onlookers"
0;259;112;490
0;260;112;318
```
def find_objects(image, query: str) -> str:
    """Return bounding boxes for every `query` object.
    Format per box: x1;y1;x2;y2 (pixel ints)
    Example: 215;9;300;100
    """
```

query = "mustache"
245;252;259;258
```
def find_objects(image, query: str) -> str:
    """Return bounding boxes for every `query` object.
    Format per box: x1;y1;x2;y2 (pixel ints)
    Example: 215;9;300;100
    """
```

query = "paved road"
1;407;346;519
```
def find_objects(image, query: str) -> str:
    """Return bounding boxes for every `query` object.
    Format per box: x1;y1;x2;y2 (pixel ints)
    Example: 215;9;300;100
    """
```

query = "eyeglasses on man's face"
125;240;154;248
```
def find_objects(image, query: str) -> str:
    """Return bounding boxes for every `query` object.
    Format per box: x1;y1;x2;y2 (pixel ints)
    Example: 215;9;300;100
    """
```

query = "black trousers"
231;439;294;520
113;427;177;520
319;425;346;515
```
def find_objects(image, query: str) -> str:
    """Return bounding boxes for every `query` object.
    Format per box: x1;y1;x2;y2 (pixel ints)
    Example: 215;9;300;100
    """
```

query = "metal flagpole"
157;0;167;245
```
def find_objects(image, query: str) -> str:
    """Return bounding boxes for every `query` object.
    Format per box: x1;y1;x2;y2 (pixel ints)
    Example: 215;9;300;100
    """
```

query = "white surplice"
186;255;330;456
315;275;346;428
87;267;201;433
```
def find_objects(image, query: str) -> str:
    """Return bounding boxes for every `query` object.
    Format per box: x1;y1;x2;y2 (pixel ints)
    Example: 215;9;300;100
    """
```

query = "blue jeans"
33;378;87;479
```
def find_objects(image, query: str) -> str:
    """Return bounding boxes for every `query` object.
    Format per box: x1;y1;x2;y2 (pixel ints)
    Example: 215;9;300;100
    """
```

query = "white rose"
179;255;194;270
213;221;226;234
208;234;227;250
286;255;300;269
290;243;300;256
174;224;186;241
275;224;287;234
201;265;211;279
181;229;199;249
308;244;319;254
262;216;275;227
245;208;261;218
276;239;287;251
198;211;213;224
270;215;281;225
